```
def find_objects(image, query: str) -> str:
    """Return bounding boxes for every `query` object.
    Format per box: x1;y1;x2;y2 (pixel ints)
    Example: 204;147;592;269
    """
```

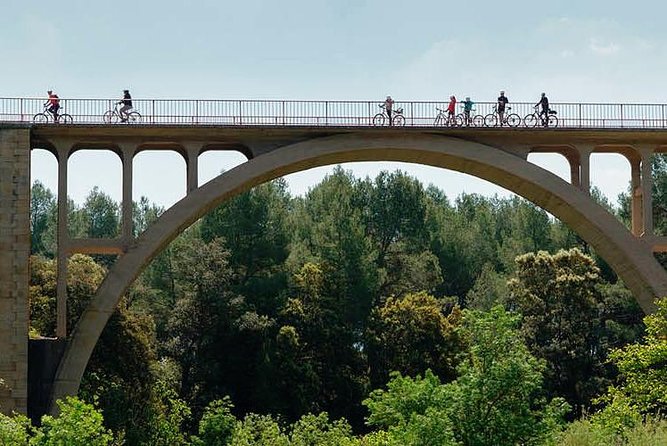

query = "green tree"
0;411;30;445
30;181;57;257
366;291;461;388
230;414;289;446
507;249;607;411
31;397;113;446
289;412;358;446
192;398;236;446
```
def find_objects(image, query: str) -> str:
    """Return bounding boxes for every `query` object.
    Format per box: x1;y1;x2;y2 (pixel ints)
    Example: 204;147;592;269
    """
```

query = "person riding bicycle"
447;95;457;120
462;96;474;124
44;90;60;123
384;96;395;126
497;91;509;126
118;89;133;122
535;92;549;127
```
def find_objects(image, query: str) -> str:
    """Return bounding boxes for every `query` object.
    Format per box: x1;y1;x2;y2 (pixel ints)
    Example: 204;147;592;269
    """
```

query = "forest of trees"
2;155;666;445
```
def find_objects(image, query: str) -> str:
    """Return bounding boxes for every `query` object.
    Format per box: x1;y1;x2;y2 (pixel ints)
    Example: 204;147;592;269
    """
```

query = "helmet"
541;92;546;97
450;95;455;100
500;90;505;95
123;89;129;93
47;90;52;94
465;97;470;101
386;95;391;100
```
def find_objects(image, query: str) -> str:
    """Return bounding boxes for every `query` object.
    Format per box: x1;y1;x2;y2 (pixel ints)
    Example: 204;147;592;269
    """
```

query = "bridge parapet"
4;97;667;128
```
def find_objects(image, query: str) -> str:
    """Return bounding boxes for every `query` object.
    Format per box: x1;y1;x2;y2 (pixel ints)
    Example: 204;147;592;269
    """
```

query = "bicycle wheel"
127;111;142;124
103;110;118;124
434;114;444;126
524;114;538;128
484;114;498;127
548;115;558;128
472;115;485;127
58;114;73;124
456;114;467;126
372;113;385;126
33;113;49;124
393;114;405;126
507;113;521;128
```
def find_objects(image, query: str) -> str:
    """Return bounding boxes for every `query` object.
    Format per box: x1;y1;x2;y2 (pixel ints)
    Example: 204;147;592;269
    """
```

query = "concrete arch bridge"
1;120;666;417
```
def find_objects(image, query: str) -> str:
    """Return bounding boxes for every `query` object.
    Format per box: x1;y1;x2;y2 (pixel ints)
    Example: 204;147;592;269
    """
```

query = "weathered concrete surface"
0;128;30;414
49;132;667;411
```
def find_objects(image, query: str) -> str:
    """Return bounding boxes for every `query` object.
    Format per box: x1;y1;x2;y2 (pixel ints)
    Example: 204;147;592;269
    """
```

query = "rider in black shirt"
535;93;549;126
497;91;509;125
118;89;133;122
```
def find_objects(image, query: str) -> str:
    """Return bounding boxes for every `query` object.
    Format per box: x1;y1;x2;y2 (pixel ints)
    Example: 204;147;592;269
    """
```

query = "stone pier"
0;128;30;414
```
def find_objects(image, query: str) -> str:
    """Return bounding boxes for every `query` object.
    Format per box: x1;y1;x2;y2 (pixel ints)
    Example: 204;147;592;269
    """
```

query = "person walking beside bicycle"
497;91;509;126
118;89;133;122
535;92;549;127
44;90;60;123
384;96;395;126
447;95;457;121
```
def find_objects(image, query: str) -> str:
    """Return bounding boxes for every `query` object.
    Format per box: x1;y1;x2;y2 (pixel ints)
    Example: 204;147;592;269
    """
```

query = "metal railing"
2;97;667;129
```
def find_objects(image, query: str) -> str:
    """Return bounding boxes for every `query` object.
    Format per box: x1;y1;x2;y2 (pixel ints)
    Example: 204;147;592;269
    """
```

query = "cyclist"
535;92;549;127
44;90;60;122
462;96;474;124
384;96;395;126
497;90;509;126
118;89;133;122
447;95;457;122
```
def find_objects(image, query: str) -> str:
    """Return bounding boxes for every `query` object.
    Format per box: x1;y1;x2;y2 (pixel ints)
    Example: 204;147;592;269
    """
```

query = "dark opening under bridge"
1;97;666;419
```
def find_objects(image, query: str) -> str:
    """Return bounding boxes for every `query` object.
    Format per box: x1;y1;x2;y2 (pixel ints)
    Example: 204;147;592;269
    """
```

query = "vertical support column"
120;145;135;241
185;144;200;194
629;156;643;236
640;148;654;237
55;144;70;339
568;155;581;188
579;146;592;194
0;128;31;414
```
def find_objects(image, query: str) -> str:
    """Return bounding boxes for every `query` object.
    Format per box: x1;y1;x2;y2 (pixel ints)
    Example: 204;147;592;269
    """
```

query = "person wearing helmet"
44;90;60;123
462;96;475;125
384;95;395;126
535;92;549;127
497;91;509;126
118;89;133;122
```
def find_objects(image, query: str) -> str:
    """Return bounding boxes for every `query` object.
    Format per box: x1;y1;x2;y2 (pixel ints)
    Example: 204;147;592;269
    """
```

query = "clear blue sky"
3;0;664;207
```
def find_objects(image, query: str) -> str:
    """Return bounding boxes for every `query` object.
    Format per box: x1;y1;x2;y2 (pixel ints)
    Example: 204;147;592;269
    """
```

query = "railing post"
620;104;624;128
578;103;582;128
410;102;414;126
238;100;242;125
20;98;24;122
325;101;328;126
151;100;155;124
282;101;285;126
195;100;199;125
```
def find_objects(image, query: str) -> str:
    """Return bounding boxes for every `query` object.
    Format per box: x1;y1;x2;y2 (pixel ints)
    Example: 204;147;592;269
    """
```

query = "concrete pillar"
569;157;581;187
0;128;31;414
55;144;70;339
120;145;135;241
185;144;200;194
629;156;643;236
640;149;654;236
579;146;592;194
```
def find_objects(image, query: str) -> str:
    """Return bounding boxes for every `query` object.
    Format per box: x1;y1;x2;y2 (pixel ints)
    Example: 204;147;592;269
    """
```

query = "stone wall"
0;128;30;414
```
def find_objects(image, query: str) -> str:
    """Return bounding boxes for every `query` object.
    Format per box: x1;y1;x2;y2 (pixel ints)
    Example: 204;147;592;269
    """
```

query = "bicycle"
524;106;558;128
484;105;521;128
102;103;142;124
434;107;462;127
373;104;405;126
456;106;484;127
33;105;73;124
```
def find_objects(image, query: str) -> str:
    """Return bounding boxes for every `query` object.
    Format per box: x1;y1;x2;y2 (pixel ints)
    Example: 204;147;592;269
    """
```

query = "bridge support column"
0;129;30;414
630;156;643;236
640;149;654;237
56;144;70;338
185;144;200;194
121;145;136;241
578;146;592;194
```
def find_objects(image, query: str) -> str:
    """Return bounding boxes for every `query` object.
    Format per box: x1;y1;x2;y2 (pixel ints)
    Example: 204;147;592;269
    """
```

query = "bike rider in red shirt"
447;95;457;121
44;90;60;122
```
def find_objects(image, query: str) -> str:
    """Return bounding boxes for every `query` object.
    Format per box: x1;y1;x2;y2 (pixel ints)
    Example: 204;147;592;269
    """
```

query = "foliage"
289;412;358;446
0;411;30;445
229;414;289;446
192;398;236;446
507;249;611;412
366;292;461;388
31;397;113;446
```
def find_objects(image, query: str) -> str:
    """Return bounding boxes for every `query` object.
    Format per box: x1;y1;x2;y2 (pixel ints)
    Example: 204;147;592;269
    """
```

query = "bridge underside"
1;124;667;415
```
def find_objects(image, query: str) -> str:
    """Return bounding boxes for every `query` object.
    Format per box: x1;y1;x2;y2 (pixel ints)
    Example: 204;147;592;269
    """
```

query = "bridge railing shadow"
2;97;667;129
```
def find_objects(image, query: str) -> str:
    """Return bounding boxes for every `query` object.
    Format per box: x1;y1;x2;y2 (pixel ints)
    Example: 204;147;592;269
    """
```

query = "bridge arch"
50;132;667;409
